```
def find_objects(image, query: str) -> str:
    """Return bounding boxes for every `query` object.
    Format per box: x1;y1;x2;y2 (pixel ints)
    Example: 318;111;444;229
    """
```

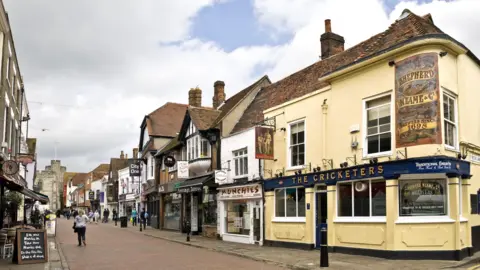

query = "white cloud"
4;0;479;171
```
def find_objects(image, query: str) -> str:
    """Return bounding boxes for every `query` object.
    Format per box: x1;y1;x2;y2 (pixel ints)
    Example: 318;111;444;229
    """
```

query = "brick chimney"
188;87;202;107
120;150;125;159
125;154;128;159
212;81;225;109
133;148;138;159
320;19;345;60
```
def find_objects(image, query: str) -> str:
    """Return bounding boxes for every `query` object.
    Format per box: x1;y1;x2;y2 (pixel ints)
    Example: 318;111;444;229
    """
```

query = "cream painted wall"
263;43;480;251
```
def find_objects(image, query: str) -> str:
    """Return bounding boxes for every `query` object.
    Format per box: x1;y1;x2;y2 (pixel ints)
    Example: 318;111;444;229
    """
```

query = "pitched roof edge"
319;34;471;83
212;75;270;127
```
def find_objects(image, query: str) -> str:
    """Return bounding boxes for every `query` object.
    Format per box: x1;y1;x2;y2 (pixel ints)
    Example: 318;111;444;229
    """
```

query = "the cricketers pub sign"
395;53;442;147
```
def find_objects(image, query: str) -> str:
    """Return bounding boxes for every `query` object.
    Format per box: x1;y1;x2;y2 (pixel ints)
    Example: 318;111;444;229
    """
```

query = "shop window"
233;148;248;177
275;187;305;218
337;180;386;217
471;194;478;214
443;93;457;149
288;120;305;168
225;201;250;235
364;95;391;156
203;189;217;225
399;179;447;217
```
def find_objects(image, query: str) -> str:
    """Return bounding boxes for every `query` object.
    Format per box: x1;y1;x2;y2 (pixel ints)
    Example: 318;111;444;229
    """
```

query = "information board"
14;229;48;264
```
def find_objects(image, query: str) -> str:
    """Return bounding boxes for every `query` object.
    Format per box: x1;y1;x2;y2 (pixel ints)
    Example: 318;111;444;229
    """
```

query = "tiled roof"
189;107;221;131
108;158;130;181
71;173;88;186
63;172;78;184
232;10;453;134
211;75;271;127
91;163;110;173
146;102;188;137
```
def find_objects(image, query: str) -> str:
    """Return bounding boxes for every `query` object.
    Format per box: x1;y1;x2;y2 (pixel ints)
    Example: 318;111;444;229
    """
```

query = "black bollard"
115;216;117;226
185;220;191;242
139;217;142;232
320;224;329;267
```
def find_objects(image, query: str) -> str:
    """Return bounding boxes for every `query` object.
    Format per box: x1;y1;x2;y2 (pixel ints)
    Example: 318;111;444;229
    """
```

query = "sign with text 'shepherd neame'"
395;53;442;148
129;161;141;177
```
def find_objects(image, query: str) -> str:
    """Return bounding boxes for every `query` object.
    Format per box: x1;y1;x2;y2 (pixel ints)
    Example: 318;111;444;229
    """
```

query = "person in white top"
94;210;100;225
74;210;89;246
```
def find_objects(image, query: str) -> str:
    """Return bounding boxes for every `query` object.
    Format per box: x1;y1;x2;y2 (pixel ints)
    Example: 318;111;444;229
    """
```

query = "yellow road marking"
467;264;480;270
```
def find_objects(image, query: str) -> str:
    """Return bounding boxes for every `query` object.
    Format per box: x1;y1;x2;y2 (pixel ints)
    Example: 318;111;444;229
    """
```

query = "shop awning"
176;174;215;193
19;188;49;203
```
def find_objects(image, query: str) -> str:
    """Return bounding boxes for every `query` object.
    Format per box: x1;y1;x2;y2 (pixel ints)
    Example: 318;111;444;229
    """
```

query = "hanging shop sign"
255;126;274;160
395;53;442;148
3;160;19;175
214;170;228;184
129;161;141;177
177;161;189;178
164;155;176;168
88;191;94;200
218;184;262;200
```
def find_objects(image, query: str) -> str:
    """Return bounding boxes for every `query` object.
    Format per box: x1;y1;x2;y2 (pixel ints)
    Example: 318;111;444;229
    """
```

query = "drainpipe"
321;99;328;168
18;86;24;155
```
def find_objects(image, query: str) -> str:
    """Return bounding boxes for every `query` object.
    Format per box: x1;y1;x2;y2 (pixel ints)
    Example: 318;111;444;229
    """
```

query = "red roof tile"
146;102;188;137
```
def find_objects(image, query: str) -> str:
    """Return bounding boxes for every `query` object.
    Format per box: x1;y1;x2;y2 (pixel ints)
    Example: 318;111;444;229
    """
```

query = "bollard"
320;224;329;267
185;220;191;242
115;217;117;226
139;217;142;232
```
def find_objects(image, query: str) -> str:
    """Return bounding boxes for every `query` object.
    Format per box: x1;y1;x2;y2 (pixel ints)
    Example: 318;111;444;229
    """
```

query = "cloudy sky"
3;0;479;172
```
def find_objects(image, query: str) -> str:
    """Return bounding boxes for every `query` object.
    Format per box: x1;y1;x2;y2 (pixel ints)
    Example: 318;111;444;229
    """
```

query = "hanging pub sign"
395;53;442;148
255;126;274;160
177;161;189;178
214;170;228;184
164;155;176;167
129;161;141;177
88;191;95;200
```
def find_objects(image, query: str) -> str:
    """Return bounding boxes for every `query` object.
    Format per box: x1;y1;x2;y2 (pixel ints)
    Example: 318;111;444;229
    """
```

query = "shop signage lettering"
214;170;228;184
290;165;384;186
129;162;141;177
395;53;442;148
177;186;202;193
158;185;165;193
471;154;480;164
415;161;451;170
400;180;446;216
218;184;262;200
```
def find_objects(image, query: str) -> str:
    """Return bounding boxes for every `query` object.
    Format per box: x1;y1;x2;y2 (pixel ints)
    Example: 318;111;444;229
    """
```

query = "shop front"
177;173;218;237
119;193;136;218
218;182;263;245
158;181;183;231
263;156;472;260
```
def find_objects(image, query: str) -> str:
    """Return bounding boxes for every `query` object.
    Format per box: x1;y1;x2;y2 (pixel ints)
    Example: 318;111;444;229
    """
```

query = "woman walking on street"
94;210;100;224
74;210;89;246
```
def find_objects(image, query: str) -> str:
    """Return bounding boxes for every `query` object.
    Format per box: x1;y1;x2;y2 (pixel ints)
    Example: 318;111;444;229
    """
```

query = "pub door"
252;201;262;244
315;191;327;249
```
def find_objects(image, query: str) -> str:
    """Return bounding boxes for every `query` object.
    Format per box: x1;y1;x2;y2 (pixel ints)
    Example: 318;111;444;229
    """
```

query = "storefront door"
252;201;261;243
315;191;327;249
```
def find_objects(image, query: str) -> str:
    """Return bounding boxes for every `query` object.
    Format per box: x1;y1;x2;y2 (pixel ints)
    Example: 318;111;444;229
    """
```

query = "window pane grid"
275;187;305;218
365;98;391;155
289;121;305;167
337;180;386;217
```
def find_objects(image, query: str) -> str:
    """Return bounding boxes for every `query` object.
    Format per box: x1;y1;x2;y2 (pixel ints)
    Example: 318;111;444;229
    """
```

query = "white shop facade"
217;182;263;245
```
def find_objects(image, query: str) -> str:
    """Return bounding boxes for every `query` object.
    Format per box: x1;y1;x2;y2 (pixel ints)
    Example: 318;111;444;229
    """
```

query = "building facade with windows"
258;10;479;260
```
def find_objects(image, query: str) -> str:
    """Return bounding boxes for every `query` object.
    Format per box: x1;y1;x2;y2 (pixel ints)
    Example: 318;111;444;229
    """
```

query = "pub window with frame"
399;179;447;217
443;93;457;149
275;187;306;218
233;148;248;177
364;95;391;155
289;120;305;167
337;180;386;217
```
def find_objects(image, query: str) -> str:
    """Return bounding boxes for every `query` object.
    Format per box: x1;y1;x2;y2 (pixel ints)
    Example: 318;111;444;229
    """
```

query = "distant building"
34;160;67;211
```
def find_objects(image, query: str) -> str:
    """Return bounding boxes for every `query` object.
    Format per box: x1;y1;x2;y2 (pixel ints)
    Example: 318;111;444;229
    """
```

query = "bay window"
399;179;447;217
187;135;211;160
337;180;386;218
275;187;305;218
364;95;391;156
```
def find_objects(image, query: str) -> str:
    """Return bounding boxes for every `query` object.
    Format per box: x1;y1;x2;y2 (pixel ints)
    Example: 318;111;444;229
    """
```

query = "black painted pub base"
264;240;473;261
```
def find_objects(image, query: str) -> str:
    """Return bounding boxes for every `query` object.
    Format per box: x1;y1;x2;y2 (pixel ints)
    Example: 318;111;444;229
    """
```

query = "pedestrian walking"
108;209;112;223
102;209;107;223
74;210;89;247
88;210;94;223
94;210;100;224
131;208;137;226
140;208;147;230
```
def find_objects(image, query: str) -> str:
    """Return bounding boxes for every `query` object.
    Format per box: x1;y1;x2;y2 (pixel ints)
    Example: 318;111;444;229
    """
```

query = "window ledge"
395;217;455;224
223;233;249;238
272;217;306;223
334;217;386;223
233;175;248;179
363;151;392;159
286;166;305;171
445;145;460;153
460;217;468;222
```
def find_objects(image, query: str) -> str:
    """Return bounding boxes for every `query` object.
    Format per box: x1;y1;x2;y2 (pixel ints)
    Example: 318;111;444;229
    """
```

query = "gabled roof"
232;10;471;134
142;102;188;137
189;107;221;131
63;172;78;184
211;75;271;127
71;173;88;186
156;136;181;156
91;163;110;173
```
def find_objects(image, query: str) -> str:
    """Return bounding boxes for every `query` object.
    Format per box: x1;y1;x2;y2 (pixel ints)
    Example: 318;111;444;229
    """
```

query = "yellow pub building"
259;10;480;260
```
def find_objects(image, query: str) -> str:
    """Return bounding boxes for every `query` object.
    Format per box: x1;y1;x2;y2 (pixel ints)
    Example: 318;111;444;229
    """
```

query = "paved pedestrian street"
56;218;283;270
52;218;480;270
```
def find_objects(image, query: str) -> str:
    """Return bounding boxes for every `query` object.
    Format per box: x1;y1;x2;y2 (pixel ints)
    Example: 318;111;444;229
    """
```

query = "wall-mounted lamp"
439;51;448;57
280;127;286;132
312;166;321;173
339;161;348;168
388;60;396;67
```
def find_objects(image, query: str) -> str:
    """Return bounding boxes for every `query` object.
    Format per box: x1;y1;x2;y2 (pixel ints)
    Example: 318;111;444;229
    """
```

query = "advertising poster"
255;126;274;160
395;53;442;148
